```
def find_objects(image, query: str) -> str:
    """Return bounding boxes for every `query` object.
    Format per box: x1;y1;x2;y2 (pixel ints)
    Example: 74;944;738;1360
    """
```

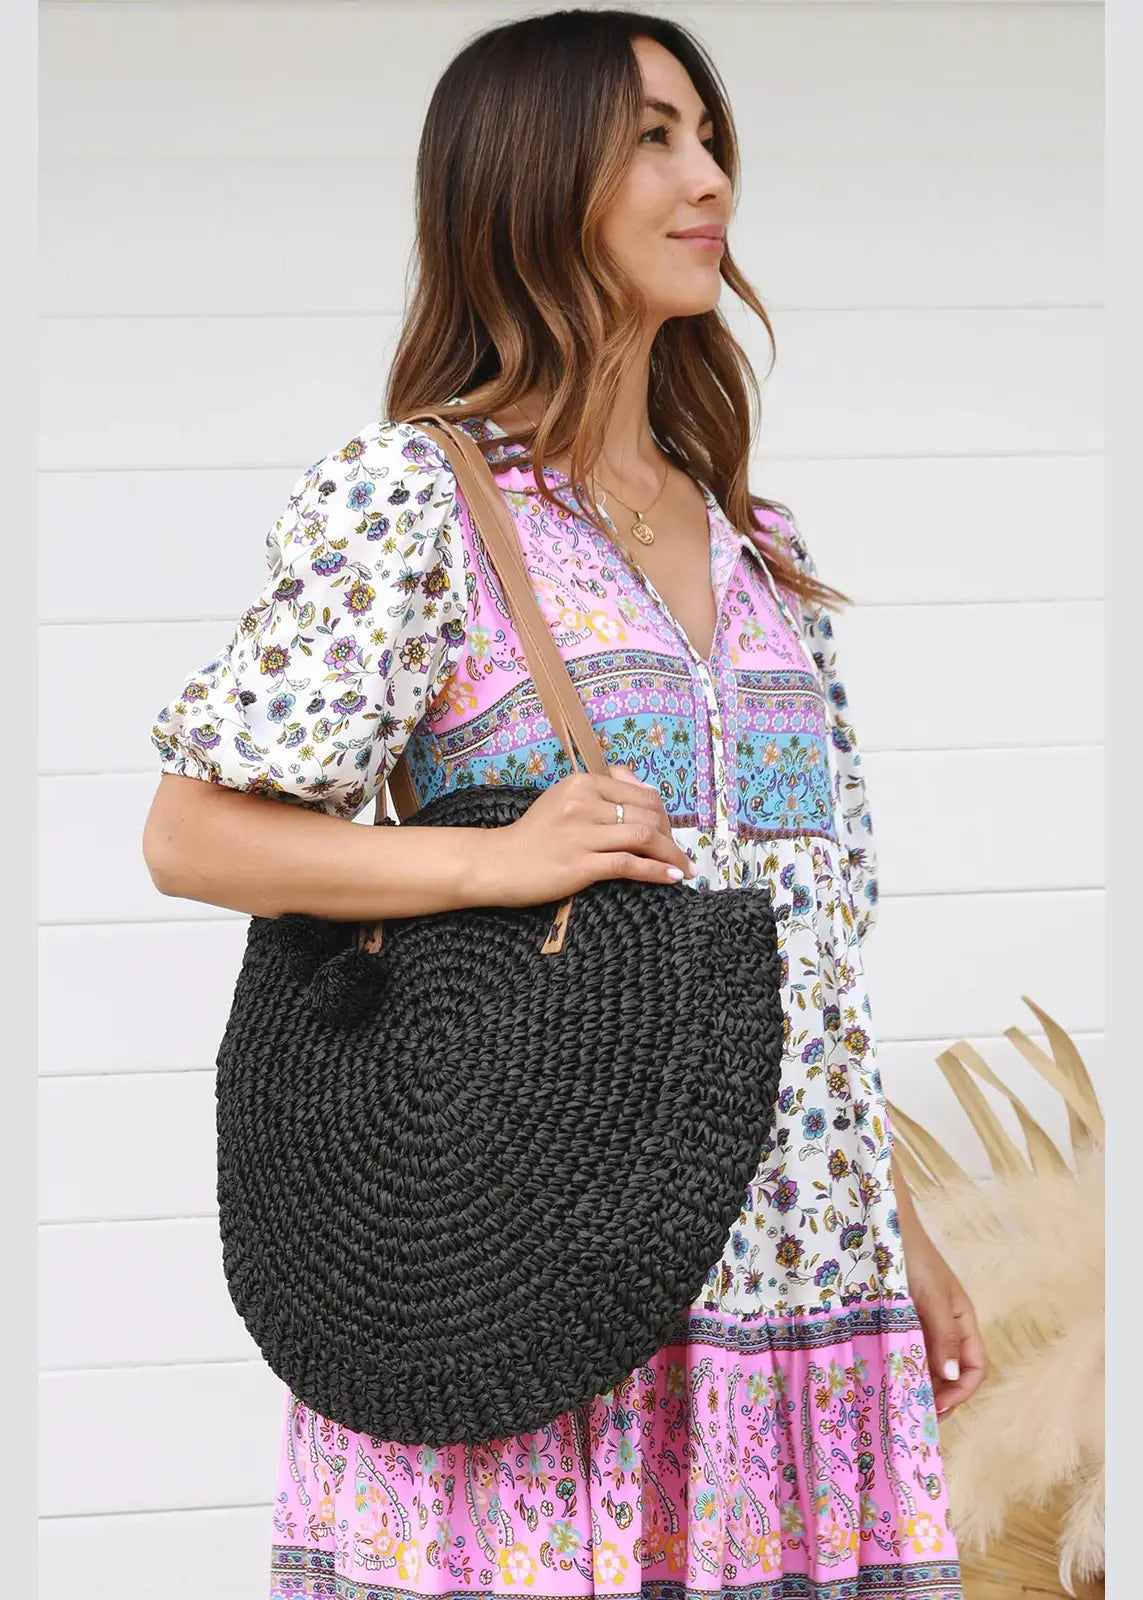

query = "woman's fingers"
595;795;668;836
589;765;692;875
549;763;695;880
932;1299;988;1416
604;767;667;813
595;816;695;877
935;1297;989;1416
595;848;692;885
924;1313;962;1417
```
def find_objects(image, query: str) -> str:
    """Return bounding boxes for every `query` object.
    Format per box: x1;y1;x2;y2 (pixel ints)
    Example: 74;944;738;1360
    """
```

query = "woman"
144;9;986;1597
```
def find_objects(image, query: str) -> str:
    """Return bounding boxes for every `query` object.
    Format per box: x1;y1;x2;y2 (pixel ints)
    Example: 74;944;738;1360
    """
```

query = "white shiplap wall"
38;1;1104;1593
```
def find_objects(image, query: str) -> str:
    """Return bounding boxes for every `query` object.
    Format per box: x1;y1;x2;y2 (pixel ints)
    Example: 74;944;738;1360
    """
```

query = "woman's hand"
892;1152;989;1417
905;1229;989;1416
473;763;697;907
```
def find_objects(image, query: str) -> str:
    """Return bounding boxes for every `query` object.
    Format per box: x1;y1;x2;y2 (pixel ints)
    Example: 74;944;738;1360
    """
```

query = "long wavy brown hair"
385;6;849;613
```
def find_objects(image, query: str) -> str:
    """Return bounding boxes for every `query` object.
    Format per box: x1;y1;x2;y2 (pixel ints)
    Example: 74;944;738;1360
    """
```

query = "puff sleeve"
150;419;469;820
758;506;881;946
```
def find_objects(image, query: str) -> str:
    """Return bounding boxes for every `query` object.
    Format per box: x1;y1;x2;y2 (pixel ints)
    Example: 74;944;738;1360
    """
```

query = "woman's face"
599;37;734;325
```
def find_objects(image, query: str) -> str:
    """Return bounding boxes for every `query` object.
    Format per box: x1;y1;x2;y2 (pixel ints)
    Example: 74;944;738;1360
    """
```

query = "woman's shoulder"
282;414;462;507
260;414;481;582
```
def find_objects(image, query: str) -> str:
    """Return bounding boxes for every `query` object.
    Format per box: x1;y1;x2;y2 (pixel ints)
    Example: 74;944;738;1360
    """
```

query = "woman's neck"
501;354;666;496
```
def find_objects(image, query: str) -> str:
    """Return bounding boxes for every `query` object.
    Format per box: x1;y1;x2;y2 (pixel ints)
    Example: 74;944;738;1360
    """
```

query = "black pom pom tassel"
273;913;352;981
305;944;385;1027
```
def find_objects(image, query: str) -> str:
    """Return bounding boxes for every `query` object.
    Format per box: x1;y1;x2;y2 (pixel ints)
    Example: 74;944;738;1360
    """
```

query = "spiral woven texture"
216;784;785;1447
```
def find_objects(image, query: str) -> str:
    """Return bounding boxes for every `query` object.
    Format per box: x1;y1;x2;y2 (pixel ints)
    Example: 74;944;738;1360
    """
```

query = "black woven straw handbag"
215;412;786;1448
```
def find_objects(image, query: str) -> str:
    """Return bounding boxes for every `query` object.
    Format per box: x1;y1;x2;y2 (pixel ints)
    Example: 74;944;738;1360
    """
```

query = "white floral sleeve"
762;508;881;946
150;419;469;820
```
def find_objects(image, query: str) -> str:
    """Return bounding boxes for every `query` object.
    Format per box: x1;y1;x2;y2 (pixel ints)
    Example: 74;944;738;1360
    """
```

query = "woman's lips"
670;235;725;252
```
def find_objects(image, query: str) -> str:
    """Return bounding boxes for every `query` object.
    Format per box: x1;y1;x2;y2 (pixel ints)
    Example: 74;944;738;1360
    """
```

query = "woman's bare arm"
142;773;494;921
142;766;694;923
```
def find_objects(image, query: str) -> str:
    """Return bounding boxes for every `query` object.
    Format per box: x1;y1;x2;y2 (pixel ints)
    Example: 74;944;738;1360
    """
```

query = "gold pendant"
631;517;655;545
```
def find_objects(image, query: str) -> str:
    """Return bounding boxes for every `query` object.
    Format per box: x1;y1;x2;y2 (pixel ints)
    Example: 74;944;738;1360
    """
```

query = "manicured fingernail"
942;1359;960;1382
666;866;684;880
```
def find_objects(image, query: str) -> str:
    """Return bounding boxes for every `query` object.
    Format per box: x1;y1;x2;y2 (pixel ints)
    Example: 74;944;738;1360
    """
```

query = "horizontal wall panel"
38;313;398;474
38;920;247;1076
835;599;1103;751
40;774;247;926
39;745;1103;928
39;1361;285;1516
39;618;235;777
759;453;1104;605
40;464;284;624
40;1217;258;1370
39;1505;274;1600
746;308;1102;460
746;152;1101;310
39;1024;1107;1370
862;746;1104;896
39;1071;220;1224
39;160;415;321
39;598;1103;779
39;150;1102;317
39;308;1103;474
39;886;1102;1221
39;3;1101;167
863;887;1103;1043
39;452;1105;627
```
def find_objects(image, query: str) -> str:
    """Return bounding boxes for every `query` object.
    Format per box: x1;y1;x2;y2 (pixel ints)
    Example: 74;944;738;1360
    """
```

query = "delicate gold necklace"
509;401;669;545
591;460;669;546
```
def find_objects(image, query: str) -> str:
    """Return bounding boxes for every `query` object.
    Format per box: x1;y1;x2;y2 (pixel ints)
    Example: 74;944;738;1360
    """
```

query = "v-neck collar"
449;403;801;672
592;486;724;670
455;406;741;669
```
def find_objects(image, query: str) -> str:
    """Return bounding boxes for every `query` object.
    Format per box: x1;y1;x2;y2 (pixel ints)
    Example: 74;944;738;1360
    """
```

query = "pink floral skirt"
267;1301;961;1598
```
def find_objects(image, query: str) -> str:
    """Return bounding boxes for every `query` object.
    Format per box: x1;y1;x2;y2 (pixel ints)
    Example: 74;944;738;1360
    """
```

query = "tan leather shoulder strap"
385;754;420;822
374;412;609;824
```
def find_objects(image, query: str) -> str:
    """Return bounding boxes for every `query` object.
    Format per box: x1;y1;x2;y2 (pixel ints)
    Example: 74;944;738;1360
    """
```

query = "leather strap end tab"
540;895;575;956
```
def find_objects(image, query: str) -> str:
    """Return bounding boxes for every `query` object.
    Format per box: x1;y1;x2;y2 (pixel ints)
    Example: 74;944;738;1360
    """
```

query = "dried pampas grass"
887;996;1105;1599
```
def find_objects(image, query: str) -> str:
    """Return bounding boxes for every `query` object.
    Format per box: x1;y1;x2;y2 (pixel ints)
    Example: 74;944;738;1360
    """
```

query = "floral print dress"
151;406;962;1600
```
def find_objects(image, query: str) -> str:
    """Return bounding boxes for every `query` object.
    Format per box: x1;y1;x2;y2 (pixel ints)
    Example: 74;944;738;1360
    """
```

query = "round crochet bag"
214;414;785;1447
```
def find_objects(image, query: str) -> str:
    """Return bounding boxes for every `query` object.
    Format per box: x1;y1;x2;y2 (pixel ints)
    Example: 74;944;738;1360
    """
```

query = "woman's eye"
639;124;717;156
